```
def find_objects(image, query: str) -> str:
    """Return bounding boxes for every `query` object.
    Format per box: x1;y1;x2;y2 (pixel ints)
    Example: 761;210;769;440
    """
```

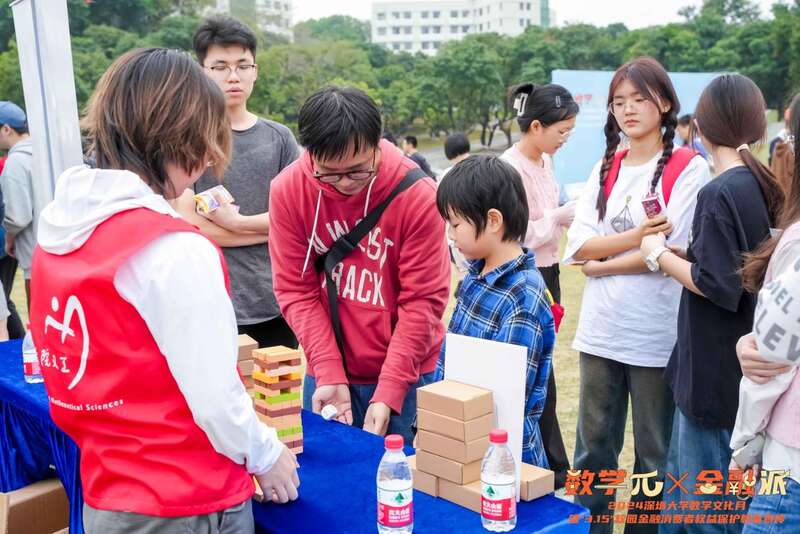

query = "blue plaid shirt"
436;250;555;468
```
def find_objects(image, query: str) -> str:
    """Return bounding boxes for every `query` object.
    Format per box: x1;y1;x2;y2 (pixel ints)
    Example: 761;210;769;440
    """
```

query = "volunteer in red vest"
562;57;711;527
29;48;298;534
268;86;450;444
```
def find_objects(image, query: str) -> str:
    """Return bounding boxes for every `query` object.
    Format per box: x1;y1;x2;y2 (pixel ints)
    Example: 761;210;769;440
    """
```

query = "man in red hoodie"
269;87;450;443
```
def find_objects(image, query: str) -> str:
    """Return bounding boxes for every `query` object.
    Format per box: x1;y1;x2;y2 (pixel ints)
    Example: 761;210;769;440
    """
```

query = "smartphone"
641;192;662;218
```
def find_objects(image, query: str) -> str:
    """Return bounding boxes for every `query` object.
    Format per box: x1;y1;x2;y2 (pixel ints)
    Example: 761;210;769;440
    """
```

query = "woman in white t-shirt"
563;57;711;530
500;82;579;490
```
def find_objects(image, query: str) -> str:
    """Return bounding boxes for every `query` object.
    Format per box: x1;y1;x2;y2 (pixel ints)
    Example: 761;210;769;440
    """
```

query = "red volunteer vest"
604;146;699;205
29;208;254;517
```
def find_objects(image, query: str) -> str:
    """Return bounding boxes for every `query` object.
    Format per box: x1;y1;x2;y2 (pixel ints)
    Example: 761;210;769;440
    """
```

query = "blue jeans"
303;372;436;446
743;478;800;533
660;408;745;533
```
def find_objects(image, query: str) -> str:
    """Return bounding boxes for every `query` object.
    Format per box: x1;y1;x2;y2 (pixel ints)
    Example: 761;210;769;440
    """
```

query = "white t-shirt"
563;153;712;367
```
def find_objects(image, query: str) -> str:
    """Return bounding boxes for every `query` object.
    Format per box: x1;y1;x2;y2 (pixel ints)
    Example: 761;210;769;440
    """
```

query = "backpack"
603;146;699;205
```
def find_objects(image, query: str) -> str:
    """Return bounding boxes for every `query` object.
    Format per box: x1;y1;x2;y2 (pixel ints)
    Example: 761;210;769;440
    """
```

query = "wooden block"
277;426;303;439
255;359;303;372
417;409;493;442
417;430;489;464
264;364;304;378
238;359;255;376
520;463;554;501
253;389;301;403
416;380;493;421
254;404;301;418
284;438;304;449
243;376;254;389
254;377;302;391
438;479;482;513
416;449;481;485
237;335;257;361
290;445;304;454
253;346;302;364
259;413;302;429
408;455;438;497
253;396;301;412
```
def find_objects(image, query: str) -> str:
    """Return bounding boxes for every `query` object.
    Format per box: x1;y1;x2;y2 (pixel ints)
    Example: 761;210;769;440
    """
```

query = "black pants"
537;264;569;489
0;255;24;339
238;315;298;349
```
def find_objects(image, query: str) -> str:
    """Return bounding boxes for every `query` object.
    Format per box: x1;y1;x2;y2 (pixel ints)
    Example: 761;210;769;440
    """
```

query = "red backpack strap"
660;146;698;205
603;149;629;200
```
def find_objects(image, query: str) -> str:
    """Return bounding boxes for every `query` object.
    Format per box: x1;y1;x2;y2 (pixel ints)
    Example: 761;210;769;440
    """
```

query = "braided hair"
595;57;682;222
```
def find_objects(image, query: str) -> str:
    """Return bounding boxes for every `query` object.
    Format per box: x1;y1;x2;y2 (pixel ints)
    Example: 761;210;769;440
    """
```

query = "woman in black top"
639;74;784;532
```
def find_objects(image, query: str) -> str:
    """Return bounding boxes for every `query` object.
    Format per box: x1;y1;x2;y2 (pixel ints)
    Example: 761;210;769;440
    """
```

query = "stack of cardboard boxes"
237;334;258;391
251;346;304;454
409;380;555;512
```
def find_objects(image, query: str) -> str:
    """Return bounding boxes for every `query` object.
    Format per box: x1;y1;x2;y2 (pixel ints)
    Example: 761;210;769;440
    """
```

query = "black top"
408;152;436;179
665;166;773;429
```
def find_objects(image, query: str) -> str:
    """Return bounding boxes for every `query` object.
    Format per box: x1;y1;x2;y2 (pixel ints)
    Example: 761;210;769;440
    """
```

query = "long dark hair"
509;83;579;133
742;92;799;292
596;57;679;221
695;74;784;224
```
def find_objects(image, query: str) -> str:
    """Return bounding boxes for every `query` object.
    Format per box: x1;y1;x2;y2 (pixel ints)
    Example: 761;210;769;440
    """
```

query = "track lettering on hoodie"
314;219;395;308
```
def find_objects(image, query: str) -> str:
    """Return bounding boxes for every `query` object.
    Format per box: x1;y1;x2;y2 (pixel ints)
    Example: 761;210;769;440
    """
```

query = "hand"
311;384;353;425
363;402;392;436
554;202;576;227
728;458;760;481
736;333;790;384
4;233;15;258
205;192;243;230
637;214;673;241
581;259;606;278
254;445;300;504
640;232;667;258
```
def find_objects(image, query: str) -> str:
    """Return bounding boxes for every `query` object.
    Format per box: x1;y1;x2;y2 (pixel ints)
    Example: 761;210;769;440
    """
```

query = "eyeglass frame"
204;63;258;78
312;150;378;184
607;96;654;116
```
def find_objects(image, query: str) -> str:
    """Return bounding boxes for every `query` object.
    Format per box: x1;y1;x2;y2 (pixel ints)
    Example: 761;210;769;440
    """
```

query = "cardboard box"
417;409;493;442
437;478;482;513
408;455;438;497
416;449;481;485
239;359;255;376
417;430;489;464
520;463;554;501
416;380;493;421
238;334;258;361
0;478;69;534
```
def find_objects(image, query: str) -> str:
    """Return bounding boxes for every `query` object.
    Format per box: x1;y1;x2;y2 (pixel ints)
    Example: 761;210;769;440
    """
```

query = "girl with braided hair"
563;57;711;531
639;74;784;531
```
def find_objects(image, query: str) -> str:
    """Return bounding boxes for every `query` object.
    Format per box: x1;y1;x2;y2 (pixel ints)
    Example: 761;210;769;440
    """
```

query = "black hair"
404;135;418;148
382;131;397;146
4;124;28;135
444;133;470;160
436;155;529;243
678;114;693;127
510;83;579;133
298;86;382;162
193;16;257;64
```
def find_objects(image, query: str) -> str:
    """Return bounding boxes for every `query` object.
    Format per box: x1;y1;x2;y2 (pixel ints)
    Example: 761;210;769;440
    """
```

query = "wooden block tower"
252;346;304;454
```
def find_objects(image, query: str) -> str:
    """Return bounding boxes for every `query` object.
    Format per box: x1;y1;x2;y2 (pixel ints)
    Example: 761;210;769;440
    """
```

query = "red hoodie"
269;140;450;413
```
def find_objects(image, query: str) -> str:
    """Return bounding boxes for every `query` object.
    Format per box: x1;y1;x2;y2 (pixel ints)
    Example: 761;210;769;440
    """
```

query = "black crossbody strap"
314;167;427;374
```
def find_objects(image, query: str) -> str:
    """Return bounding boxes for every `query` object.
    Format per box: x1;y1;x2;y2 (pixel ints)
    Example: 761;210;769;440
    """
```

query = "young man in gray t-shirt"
173;17;299;348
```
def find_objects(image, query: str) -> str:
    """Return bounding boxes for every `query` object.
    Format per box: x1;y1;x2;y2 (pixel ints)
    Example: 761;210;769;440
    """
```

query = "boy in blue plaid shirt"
435;155;555;468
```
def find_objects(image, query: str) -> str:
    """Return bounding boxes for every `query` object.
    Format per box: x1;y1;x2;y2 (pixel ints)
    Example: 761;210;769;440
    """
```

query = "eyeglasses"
313;151;377;184
608;97;650;116
205;64;258;79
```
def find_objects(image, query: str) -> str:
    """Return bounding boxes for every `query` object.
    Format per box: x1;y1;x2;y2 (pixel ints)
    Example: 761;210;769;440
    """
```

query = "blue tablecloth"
0;339;83;533
254;411;589;533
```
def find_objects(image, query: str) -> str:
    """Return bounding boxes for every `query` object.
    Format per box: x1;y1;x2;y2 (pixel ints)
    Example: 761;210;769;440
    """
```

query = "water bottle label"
377;485;413;527
23;360;41;377
481;480;516;521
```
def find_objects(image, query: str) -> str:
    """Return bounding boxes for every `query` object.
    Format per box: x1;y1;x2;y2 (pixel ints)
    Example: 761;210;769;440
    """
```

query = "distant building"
213;0;294;41
371;1;555;55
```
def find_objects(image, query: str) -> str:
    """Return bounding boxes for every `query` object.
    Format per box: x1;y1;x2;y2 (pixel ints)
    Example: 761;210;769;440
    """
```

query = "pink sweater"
501;145;563;268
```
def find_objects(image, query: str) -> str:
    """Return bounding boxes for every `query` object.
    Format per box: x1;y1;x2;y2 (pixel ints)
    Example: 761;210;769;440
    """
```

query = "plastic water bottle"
22;327;43;384
481;429;517;531
377;434;413;533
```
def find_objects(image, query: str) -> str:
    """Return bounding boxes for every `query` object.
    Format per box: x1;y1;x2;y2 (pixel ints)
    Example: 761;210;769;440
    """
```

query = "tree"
294;15;371;45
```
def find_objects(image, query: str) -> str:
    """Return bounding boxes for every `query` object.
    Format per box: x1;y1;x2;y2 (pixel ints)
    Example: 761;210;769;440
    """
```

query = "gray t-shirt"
195;118;298;325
